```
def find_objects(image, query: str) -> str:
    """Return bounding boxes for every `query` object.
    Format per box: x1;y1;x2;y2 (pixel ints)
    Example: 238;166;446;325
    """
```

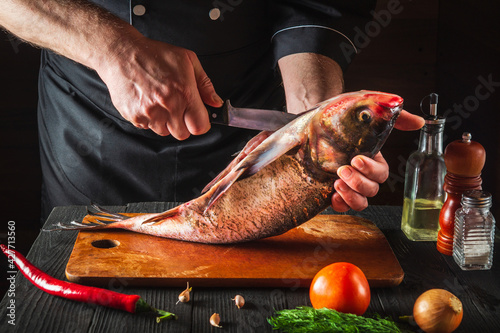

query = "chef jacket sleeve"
271;0;377;71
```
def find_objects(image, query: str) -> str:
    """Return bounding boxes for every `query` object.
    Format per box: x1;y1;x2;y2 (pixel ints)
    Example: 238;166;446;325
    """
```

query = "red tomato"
309;262;371;315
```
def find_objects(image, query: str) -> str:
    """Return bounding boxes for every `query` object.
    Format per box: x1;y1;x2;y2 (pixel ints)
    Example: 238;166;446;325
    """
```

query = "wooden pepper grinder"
437;132;486;255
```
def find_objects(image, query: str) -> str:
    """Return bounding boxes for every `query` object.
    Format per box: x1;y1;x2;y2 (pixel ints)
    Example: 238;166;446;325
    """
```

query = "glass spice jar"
453;190;495;270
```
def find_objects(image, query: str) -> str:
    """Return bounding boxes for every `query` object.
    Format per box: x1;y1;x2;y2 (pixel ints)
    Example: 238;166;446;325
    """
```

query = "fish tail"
44;204;131;231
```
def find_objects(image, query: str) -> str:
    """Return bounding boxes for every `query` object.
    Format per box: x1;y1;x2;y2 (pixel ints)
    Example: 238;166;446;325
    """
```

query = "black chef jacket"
37;0;376;220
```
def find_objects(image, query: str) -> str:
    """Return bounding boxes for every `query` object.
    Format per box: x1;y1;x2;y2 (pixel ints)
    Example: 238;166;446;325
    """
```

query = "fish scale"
51;91;403;244
196;155;336;243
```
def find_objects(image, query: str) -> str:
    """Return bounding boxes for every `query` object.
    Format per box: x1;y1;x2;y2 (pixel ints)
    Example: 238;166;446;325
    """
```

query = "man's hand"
331;111;425;212
97;37;223;139
278;53;425;212
0;0;222;140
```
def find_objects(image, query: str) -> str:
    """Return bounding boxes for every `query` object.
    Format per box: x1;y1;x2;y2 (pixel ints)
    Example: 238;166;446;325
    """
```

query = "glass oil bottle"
453;190;495;270
401;93;446;241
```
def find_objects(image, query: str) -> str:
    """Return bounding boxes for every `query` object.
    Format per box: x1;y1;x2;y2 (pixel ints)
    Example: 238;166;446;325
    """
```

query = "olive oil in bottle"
401;93;446;241
402;198;443;241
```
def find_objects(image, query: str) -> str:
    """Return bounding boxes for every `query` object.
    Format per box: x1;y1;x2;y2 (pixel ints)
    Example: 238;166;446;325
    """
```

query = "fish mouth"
373;102;402;138
374;102;403;121
368;107;401;155
390;104;403;116
388;105;402;126
355;102;400;158
390;103;403;113
372;91;404;111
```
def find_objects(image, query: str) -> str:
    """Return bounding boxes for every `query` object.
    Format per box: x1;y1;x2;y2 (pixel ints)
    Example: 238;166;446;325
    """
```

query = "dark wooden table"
1;204;499;332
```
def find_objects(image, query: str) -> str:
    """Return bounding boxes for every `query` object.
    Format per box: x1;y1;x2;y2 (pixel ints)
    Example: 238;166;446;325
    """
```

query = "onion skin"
413;289;463;333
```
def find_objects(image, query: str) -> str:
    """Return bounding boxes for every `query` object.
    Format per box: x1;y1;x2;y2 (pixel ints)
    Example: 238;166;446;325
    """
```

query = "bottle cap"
420;93;445;124
461;190;492;208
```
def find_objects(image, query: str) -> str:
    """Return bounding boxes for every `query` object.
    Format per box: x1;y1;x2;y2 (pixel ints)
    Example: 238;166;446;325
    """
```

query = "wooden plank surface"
1;205;499;333
65;214;404;288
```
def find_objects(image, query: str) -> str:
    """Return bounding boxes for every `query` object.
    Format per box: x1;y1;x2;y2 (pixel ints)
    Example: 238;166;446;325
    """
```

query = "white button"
209;8;221;20
133;5;146;16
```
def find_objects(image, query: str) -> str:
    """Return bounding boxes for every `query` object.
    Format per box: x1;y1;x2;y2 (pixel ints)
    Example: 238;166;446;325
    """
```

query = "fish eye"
358;109;372;123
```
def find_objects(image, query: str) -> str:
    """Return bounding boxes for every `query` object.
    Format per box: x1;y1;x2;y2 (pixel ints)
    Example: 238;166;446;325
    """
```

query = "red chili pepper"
1;244;176;322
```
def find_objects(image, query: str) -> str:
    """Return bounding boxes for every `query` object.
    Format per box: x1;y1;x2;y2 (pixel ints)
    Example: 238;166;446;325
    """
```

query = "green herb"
268;306;402;333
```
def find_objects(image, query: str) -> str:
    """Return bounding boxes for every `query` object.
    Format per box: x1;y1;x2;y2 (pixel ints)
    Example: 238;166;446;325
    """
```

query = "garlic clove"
176;282;192;304
232;295;245;309
210;313;222;328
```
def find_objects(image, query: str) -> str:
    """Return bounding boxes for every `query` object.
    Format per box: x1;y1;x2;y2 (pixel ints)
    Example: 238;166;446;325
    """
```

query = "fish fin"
141;206;181;225
44;204;132;231
236;135;301;177
203;112;317;211
87;203;129;220
237;107;318;177
201;155;242;195
202;131;273;193
43;219;111;231
203;167;246;213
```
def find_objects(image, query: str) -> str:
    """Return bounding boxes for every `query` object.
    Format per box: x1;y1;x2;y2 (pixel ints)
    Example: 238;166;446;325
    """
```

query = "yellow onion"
413;289;463;333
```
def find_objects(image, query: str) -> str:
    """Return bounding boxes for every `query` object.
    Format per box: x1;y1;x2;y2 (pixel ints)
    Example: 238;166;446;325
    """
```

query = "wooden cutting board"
65;214;404;288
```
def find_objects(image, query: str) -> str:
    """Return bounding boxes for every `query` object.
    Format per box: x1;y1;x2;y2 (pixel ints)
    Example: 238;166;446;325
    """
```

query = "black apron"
37;0;375;219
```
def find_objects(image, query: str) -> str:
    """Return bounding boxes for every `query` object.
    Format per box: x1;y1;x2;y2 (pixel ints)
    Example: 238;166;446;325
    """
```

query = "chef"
0;0;423;221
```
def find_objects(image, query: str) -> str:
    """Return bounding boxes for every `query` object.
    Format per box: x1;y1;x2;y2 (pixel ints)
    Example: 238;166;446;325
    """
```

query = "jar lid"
461;190;492;208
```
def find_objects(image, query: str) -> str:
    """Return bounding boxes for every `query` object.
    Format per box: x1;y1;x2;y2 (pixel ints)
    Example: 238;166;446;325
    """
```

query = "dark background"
0;0;499;293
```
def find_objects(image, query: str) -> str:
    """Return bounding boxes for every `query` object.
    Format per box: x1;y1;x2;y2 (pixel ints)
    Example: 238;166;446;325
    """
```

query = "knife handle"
206;103;228;126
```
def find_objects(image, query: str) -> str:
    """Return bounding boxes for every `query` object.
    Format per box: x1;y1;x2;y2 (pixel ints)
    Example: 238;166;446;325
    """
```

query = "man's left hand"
332;110;425;212
278;53;425;212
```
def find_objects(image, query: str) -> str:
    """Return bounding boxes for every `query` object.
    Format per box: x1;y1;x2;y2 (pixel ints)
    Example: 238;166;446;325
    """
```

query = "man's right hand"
97;36;223;139
0;0;222;140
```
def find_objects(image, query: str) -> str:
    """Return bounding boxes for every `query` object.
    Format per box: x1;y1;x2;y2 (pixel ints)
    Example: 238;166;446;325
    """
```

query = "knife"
207;100;299;131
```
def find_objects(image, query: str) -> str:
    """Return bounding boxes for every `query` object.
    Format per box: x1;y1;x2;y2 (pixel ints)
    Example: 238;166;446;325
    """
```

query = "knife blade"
208;100;298;131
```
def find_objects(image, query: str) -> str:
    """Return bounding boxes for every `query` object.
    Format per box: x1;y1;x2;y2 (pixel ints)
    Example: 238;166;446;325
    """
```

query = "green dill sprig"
267;306;402;333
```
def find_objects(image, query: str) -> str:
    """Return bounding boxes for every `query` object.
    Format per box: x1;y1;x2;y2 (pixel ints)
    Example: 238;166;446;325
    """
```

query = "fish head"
309;90;403;174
